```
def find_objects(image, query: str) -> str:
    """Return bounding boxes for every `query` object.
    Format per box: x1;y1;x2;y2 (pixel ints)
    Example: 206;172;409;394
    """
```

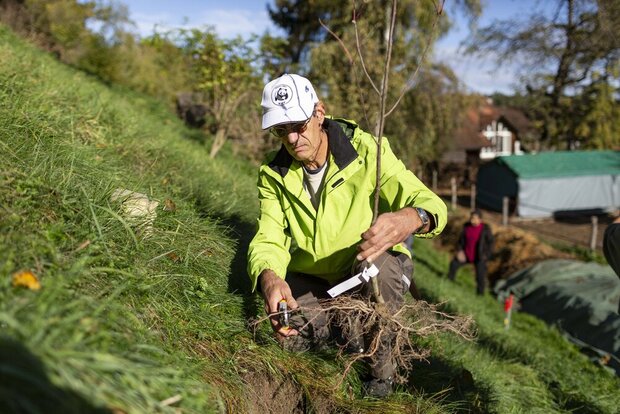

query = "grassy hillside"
1;24;618;413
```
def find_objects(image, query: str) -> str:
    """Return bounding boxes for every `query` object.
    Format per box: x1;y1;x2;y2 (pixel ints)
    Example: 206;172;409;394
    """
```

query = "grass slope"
0;24;618;413
412;239;620;413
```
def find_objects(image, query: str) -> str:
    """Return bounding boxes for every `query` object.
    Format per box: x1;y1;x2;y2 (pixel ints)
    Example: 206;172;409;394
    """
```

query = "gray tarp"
494;259;620;374
517;175;620;218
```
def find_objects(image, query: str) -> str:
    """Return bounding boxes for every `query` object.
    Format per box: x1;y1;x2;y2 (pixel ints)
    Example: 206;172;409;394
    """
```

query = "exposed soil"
242;371;306;414
241;369;336;414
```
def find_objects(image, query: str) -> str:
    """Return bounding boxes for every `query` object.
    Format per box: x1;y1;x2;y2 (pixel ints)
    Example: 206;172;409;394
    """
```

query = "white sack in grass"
110;188;159;236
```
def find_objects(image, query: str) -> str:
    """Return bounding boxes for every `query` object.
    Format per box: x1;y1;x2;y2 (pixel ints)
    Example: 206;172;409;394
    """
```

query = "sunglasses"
269;116;312;138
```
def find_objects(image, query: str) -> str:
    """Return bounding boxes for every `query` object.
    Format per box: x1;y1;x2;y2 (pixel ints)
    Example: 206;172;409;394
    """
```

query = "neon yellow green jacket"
247;118;447;291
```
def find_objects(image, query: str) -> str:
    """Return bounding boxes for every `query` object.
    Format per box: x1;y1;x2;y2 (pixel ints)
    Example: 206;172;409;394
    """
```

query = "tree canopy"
7;0;619;159
467;0;620;149
269;0;481;170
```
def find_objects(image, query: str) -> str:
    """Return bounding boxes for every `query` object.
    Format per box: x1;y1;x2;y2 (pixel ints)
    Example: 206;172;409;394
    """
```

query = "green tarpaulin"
497;150;620;179
494;259;620;374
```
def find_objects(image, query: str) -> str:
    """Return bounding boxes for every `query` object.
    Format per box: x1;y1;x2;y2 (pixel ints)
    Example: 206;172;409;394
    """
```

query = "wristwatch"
414;207;430;234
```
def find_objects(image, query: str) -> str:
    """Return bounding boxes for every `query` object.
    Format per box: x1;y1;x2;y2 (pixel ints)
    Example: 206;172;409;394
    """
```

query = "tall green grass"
1;23;618;413
0;24;447;413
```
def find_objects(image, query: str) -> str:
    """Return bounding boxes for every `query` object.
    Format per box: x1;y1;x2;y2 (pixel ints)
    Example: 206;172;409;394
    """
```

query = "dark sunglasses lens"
271;119;309;138
271;126;286;137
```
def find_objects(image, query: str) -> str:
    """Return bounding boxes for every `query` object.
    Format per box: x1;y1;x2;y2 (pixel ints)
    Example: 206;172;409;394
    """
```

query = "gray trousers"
283;251;414;380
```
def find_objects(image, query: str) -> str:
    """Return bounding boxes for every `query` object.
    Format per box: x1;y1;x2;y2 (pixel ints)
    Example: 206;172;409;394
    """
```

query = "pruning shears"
278;299;290;329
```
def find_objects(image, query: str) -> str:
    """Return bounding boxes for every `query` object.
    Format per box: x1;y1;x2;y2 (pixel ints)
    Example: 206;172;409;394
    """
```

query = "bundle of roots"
254;296;475;384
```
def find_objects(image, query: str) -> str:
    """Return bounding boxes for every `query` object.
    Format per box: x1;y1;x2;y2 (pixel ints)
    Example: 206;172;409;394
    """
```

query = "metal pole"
590;215;598;252
470;184;476;211
451;177;457;211
502;197;509;226
432;169;438;191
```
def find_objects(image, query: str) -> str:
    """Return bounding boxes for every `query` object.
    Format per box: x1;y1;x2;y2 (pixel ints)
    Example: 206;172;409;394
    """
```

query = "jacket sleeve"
247;170;291;292
486;224;495;257
458;228;466;251
604;223;620;277
378;138;447;238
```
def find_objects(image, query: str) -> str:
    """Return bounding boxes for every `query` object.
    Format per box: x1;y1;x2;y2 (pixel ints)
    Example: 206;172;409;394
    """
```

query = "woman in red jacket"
447;209;494;295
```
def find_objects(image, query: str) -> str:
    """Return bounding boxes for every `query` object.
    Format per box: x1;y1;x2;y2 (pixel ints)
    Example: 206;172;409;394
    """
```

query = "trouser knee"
355;252;412;311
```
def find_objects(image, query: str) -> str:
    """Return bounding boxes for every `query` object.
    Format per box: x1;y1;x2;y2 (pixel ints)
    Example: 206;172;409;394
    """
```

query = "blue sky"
124;0;552;95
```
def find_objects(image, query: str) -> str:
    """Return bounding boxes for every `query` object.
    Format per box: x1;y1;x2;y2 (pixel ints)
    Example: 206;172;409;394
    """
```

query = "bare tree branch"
352;2;381;96
385;0;445;117
318;18;354;65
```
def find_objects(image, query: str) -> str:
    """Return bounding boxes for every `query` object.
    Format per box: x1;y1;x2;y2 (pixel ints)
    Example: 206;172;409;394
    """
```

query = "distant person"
247;73;447;397
603;215;620;312
447;209;494;295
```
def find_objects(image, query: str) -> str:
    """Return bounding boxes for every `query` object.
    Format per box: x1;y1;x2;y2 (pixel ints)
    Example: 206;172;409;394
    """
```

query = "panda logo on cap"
272;85;293;106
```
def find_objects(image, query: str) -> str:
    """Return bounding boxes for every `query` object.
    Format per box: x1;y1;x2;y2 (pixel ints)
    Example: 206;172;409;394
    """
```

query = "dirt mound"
241;368;335;414
440;212;573;284
242;371;306;414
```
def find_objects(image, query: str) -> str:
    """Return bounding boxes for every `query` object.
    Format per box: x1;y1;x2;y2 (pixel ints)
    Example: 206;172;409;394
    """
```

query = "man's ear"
315;101;326;123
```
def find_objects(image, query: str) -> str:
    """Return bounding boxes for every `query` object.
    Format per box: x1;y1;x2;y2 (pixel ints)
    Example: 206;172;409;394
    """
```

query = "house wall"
480;121;514;160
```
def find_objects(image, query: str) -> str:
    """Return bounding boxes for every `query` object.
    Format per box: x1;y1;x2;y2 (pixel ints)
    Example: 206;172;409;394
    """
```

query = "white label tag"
326;264;379;298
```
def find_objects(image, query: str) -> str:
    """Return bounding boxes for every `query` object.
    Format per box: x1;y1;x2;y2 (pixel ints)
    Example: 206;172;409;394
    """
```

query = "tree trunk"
550;0;575;148
209;127;227;158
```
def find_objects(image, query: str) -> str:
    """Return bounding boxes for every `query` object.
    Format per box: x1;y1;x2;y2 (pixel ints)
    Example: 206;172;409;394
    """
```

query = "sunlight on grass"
1;23;618;413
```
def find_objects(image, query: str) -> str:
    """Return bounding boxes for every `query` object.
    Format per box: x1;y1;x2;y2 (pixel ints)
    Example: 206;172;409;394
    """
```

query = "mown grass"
1;23;618;413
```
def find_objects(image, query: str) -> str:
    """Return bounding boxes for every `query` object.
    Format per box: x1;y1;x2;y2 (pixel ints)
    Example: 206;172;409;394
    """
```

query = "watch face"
416;208;428;225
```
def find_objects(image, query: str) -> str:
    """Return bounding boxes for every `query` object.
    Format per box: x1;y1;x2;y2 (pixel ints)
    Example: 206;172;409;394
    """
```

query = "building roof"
452;101;533;151
479;106;533;135
453;108;493;150
497;150;620;179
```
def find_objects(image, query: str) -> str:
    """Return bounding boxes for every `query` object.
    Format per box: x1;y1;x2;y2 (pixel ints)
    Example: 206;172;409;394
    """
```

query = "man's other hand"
259;269;299;336
357;207;421;263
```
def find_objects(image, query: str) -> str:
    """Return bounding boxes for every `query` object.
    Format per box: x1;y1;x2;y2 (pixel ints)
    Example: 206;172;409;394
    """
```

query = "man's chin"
287;148;308;161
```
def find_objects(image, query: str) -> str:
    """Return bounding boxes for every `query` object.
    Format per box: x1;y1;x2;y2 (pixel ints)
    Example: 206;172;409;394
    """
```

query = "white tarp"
517;175;620;218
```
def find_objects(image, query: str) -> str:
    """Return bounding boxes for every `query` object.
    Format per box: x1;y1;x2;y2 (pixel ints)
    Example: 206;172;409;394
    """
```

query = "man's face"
271;103;326;164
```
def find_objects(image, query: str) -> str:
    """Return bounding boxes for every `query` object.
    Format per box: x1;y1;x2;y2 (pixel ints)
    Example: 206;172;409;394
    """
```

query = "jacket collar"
268;118;358;177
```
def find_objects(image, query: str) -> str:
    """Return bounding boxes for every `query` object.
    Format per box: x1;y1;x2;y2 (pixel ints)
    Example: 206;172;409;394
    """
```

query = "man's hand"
259;269;299;337
356;207;423;263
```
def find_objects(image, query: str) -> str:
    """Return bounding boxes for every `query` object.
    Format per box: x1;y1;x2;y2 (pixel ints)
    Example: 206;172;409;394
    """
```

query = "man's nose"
284;132;299;145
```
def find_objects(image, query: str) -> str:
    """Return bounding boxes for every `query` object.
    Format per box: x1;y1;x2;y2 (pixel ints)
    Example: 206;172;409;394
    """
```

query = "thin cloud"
197;9;277;39
130;12;182;37
131;8;277;39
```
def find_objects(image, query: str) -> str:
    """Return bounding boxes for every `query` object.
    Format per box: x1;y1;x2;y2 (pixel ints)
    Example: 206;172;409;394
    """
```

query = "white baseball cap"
261;73;319;130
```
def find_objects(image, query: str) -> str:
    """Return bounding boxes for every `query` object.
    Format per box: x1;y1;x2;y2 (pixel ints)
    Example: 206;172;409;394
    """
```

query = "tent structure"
494;259;620;375
476;150;620;218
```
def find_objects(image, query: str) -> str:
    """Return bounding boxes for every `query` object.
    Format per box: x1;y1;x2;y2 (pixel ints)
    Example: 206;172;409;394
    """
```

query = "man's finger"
361;221;385;240
286;295;299;310
277;327;299;336
269;315;299;336
367;241;392;263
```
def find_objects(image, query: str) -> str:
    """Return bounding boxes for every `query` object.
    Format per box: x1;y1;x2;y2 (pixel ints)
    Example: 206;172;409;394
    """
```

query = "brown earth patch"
241;371;306;414
240;369;337;414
